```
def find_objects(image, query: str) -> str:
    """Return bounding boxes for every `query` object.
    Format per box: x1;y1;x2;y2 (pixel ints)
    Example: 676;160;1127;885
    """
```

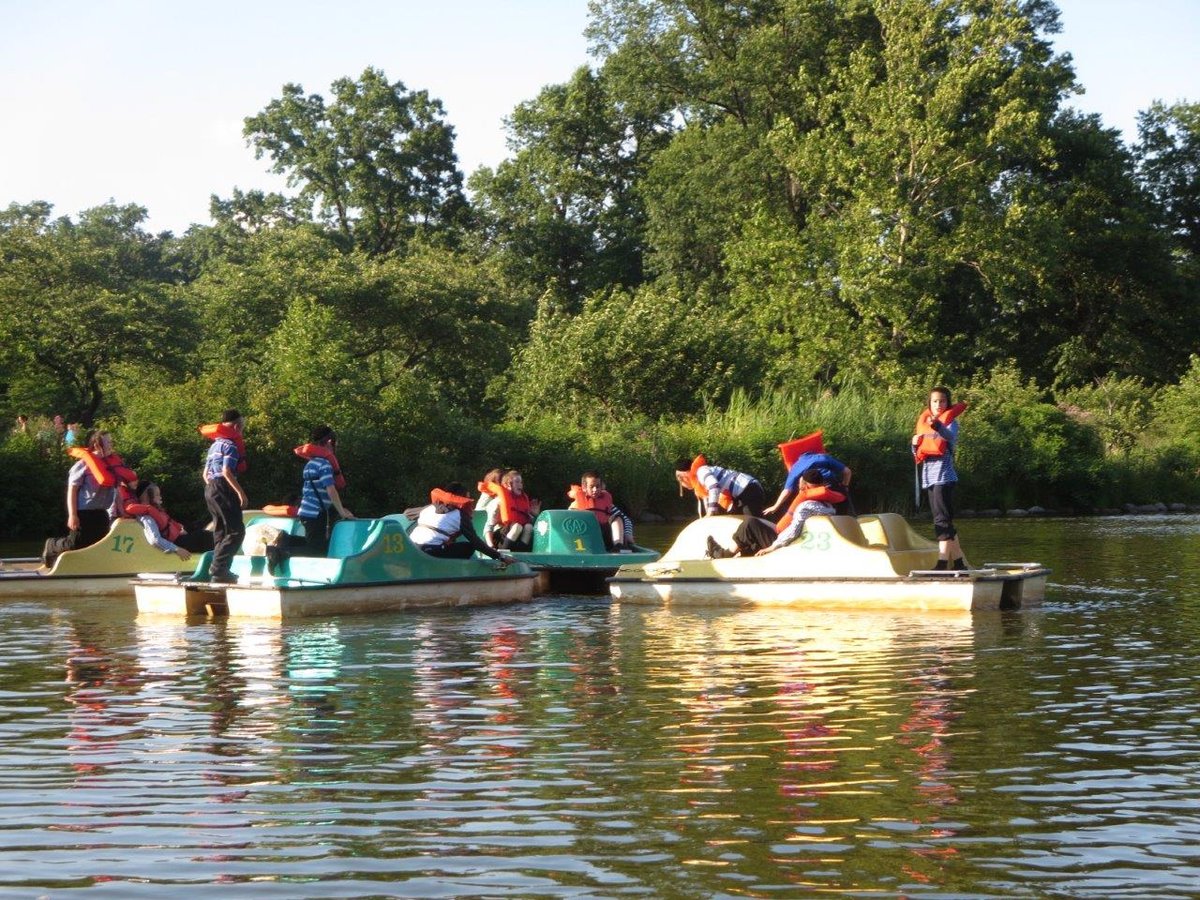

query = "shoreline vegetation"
3;4;1197;541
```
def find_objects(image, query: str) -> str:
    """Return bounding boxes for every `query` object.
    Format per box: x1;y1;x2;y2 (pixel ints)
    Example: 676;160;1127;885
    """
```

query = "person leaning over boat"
42;429;138;568
410;482;504;561
674;455;767;518
913;386;968;571
706;467;843;558
125;481;214;561
763;450;854;518
568;470;637;552
200;409;248;583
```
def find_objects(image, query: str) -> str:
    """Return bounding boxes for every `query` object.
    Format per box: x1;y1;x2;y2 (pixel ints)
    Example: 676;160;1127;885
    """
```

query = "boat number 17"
110;534;135;554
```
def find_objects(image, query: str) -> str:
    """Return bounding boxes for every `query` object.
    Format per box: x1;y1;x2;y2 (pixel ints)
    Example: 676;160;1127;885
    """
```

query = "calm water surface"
2;516;1200;898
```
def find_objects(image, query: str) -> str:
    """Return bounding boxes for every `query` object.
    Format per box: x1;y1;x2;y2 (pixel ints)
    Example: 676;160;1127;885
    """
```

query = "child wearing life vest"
707;467;842;558
568;471;637;552
200;409;249;583
42;429;135;568
411;482;504;561
126;481;214;561
674;456;767;518
475;468;503;514
482;469;541;551
912;386;968;570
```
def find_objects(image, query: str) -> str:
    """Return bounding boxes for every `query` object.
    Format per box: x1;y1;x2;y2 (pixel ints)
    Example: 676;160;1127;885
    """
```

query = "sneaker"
951;558;969;571
265;544;283;575
933;559;948;571
705;536;729;559
210;573;238;584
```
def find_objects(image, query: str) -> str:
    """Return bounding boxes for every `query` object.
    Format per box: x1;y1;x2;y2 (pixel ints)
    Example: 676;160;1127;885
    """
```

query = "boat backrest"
826;515;869;548
531;509;609;555
857;513;936;552
327;518;382;559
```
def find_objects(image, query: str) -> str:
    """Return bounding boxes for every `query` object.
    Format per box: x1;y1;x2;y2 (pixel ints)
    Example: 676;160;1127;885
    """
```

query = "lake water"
2;515;1200;897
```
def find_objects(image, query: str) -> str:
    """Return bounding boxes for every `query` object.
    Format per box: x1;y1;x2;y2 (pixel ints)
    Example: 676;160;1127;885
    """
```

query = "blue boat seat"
327;518;380;559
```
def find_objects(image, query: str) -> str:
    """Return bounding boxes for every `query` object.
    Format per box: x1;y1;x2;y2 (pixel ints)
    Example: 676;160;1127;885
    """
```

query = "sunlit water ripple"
1;515;1199;897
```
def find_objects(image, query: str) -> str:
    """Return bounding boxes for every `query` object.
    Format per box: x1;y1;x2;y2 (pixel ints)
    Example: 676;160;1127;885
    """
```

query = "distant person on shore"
14;414;29;434
200;409;248;583
706;468;843;558
674;455;767;518
912;386;968;570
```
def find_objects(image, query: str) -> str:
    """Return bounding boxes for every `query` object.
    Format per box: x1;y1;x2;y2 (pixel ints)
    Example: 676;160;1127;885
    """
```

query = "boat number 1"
574;538;586;552
111;534;135;554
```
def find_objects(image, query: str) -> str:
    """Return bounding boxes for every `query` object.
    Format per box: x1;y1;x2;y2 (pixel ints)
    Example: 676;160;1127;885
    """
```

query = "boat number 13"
110;534;135;554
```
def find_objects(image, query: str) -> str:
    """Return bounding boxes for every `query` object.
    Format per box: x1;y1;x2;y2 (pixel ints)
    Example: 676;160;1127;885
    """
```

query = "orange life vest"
199;422;248;473
262;503;299;517
778;430;825;470
679;455;733;511
913;403;967;464
776;485;847;534
124;502;185;543
568;485;615;525
481;480;534;526
67;447;138;488
431;488;473;510
294;443;346;489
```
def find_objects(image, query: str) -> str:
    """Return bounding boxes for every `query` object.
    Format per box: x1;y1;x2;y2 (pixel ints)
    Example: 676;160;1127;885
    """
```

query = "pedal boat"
502;509;659;594
607;513;1049;612
133;516;537;619
1;518;197;600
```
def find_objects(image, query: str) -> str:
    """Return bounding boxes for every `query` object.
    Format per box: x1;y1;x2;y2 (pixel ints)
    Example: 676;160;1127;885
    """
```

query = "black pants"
731;516;779;555
175;529;215;554
420;541;476;559
205;480;245;579
927;482;957;541
43;508;111;567
731;481;767;518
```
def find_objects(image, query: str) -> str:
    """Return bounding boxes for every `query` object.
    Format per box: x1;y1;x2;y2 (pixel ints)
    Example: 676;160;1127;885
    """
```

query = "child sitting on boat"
125;481;215;561
410;482;505;561
568;471;637;552
482;469;541;551
706;467;844;558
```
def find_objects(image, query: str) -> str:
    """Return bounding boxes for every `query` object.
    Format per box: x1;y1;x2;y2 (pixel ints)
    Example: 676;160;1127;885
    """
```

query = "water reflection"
0;517;1199;895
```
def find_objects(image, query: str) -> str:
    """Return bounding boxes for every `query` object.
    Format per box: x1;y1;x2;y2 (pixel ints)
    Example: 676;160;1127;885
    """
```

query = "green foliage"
502;282;767;422
0;431;69;540
243;67;467;255
1059;376;1158;457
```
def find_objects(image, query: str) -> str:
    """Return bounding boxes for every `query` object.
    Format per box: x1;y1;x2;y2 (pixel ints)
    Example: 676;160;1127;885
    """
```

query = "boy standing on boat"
675;455;767;518
201;409;248;583
912;386;968;570
294;425;354;556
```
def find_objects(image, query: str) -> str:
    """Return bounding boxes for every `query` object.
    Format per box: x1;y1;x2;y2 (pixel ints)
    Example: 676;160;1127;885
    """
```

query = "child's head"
501;469;524;492
580;470;605;496
929;386;951;413
482;467;502;485
800;466;826;489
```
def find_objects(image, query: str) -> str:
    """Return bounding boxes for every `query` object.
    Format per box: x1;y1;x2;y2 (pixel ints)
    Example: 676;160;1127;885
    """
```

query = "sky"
1;0;1196;236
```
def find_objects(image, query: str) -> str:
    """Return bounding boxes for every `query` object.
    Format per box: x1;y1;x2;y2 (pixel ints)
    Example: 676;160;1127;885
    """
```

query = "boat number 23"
110;534;135;554
799;530;831;551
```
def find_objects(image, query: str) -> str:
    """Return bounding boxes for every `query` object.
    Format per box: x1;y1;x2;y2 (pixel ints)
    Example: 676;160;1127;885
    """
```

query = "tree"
243;67;468;255
0;202;195;424
470;66;667;306
1136;100;1200;262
